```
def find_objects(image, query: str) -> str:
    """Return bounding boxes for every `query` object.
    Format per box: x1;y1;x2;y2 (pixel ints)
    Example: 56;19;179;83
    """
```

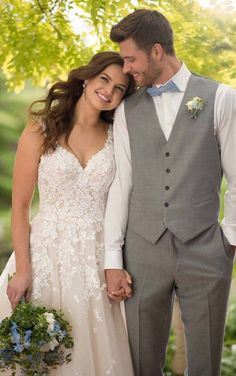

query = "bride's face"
84;64;129;111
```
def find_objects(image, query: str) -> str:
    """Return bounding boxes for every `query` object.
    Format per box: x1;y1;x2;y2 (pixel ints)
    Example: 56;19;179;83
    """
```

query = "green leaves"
0;1;236;89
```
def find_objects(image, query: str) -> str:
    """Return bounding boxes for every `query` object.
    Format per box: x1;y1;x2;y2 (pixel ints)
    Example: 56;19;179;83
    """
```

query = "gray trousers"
124;224;234;376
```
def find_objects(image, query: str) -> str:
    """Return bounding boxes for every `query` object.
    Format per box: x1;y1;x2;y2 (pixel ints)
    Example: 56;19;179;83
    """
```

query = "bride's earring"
83;82;87;99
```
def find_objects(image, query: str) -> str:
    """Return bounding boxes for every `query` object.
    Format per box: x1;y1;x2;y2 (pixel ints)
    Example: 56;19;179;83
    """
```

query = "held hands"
105;269;132;302
7;271;32;310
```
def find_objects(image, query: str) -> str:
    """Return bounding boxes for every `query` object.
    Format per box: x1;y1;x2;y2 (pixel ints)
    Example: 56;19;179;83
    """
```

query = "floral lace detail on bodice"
38;126;114;224
30;126;115;302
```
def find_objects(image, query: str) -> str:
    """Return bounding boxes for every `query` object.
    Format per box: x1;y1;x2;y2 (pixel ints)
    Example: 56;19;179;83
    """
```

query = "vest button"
166;168;171;173
165;186;170;190
165;152;170;157
164;202;169;207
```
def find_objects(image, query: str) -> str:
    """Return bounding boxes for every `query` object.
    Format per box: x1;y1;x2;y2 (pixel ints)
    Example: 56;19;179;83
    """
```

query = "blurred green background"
0;1;236;375
0;75;44;271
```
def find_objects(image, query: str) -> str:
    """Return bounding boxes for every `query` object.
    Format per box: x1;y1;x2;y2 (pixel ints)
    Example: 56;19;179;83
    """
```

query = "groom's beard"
134;61;162;87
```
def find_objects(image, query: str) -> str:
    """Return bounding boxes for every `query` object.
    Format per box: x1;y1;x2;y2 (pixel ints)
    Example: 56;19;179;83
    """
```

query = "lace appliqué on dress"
30;127;115;305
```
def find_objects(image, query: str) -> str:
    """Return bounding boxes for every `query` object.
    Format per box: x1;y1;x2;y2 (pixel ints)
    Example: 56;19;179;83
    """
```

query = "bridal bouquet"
0;299;74;376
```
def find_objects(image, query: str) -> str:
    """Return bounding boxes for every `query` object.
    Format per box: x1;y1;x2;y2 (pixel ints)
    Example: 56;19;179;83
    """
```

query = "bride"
0;51;135;375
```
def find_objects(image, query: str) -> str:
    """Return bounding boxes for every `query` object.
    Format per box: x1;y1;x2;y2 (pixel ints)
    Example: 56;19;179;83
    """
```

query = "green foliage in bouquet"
0;300;74;375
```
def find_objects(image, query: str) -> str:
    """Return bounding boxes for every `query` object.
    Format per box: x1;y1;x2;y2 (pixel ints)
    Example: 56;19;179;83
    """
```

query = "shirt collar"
155;63;191;92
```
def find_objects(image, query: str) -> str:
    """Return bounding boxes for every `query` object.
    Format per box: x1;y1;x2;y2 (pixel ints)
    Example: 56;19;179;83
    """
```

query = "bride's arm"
7;124;43;310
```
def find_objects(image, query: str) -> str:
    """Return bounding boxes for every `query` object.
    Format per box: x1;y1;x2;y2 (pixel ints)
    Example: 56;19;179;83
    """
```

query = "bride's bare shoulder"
17;123;44;157
19;122;44;142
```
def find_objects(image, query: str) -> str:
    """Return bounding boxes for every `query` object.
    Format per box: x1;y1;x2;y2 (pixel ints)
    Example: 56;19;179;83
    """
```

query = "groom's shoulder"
192;74;236;96
190;72;219;87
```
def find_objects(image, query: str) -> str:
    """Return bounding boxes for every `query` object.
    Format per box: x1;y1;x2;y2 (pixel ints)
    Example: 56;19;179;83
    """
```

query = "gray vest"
125;74;221;244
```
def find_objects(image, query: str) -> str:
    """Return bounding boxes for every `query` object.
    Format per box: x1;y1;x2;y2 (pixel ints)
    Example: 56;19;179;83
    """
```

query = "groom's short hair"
110;9;175;56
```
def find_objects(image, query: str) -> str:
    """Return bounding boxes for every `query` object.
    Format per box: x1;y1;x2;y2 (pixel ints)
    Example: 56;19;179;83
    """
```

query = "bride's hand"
7;271;32;310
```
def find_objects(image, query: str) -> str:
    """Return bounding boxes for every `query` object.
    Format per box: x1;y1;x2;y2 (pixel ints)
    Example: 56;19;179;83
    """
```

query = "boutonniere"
186;97;204;119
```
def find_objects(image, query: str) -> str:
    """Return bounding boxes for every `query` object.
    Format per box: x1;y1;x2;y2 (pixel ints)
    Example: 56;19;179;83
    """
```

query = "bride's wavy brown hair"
29;51;136;154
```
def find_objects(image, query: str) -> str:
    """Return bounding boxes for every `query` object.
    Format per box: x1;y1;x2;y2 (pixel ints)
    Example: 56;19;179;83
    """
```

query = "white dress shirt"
104;64;236;269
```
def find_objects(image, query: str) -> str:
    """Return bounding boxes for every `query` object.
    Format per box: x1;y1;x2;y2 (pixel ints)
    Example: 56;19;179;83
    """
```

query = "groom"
104;9;236;376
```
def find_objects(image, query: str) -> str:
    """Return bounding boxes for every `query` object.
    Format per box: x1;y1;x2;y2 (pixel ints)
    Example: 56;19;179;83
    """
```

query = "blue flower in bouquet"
10;322;21;345
23;329;32;349
58;330;67;342
53;322;60;332
48;321;61;337
13;344;24;353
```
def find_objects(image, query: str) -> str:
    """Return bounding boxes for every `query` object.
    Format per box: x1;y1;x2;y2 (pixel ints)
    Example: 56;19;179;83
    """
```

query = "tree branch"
36;0;63;39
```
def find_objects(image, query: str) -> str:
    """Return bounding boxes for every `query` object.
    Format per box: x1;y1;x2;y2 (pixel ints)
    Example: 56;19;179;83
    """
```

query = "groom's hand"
105;269;132;302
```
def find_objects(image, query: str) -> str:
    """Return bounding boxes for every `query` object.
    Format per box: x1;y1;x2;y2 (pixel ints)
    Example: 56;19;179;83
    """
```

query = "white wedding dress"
0;126;134;376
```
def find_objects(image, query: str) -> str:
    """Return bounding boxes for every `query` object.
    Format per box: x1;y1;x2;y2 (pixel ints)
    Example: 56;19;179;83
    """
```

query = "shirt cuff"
221;219;236;246
104;251;123;270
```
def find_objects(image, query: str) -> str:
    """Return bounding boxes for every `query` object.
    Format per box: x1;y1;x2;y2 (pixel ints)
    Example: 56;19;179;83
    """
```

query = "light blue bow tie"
146;80;181;96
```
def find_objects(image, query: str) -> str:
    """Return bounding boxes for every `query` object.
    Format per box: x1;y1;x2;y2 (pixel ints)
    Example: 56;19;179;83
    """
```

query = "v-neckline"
58;126;111;171
149;74;194;144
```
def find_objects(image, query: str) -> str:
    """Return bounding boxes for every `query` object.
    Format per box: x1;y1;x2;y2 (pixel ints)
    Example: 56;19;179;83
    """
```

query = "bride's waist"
32;205;105;221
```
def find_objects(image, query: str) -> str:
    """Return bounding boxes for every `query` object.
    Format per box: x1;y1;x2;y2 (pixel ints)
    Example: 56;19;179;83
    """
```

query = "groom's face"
119;38;161;87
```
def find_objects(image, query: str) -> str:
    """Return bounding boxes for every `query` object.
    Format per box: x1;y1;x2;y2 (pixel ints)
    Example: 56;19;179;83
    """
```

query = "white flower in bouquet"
44;312;56;333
